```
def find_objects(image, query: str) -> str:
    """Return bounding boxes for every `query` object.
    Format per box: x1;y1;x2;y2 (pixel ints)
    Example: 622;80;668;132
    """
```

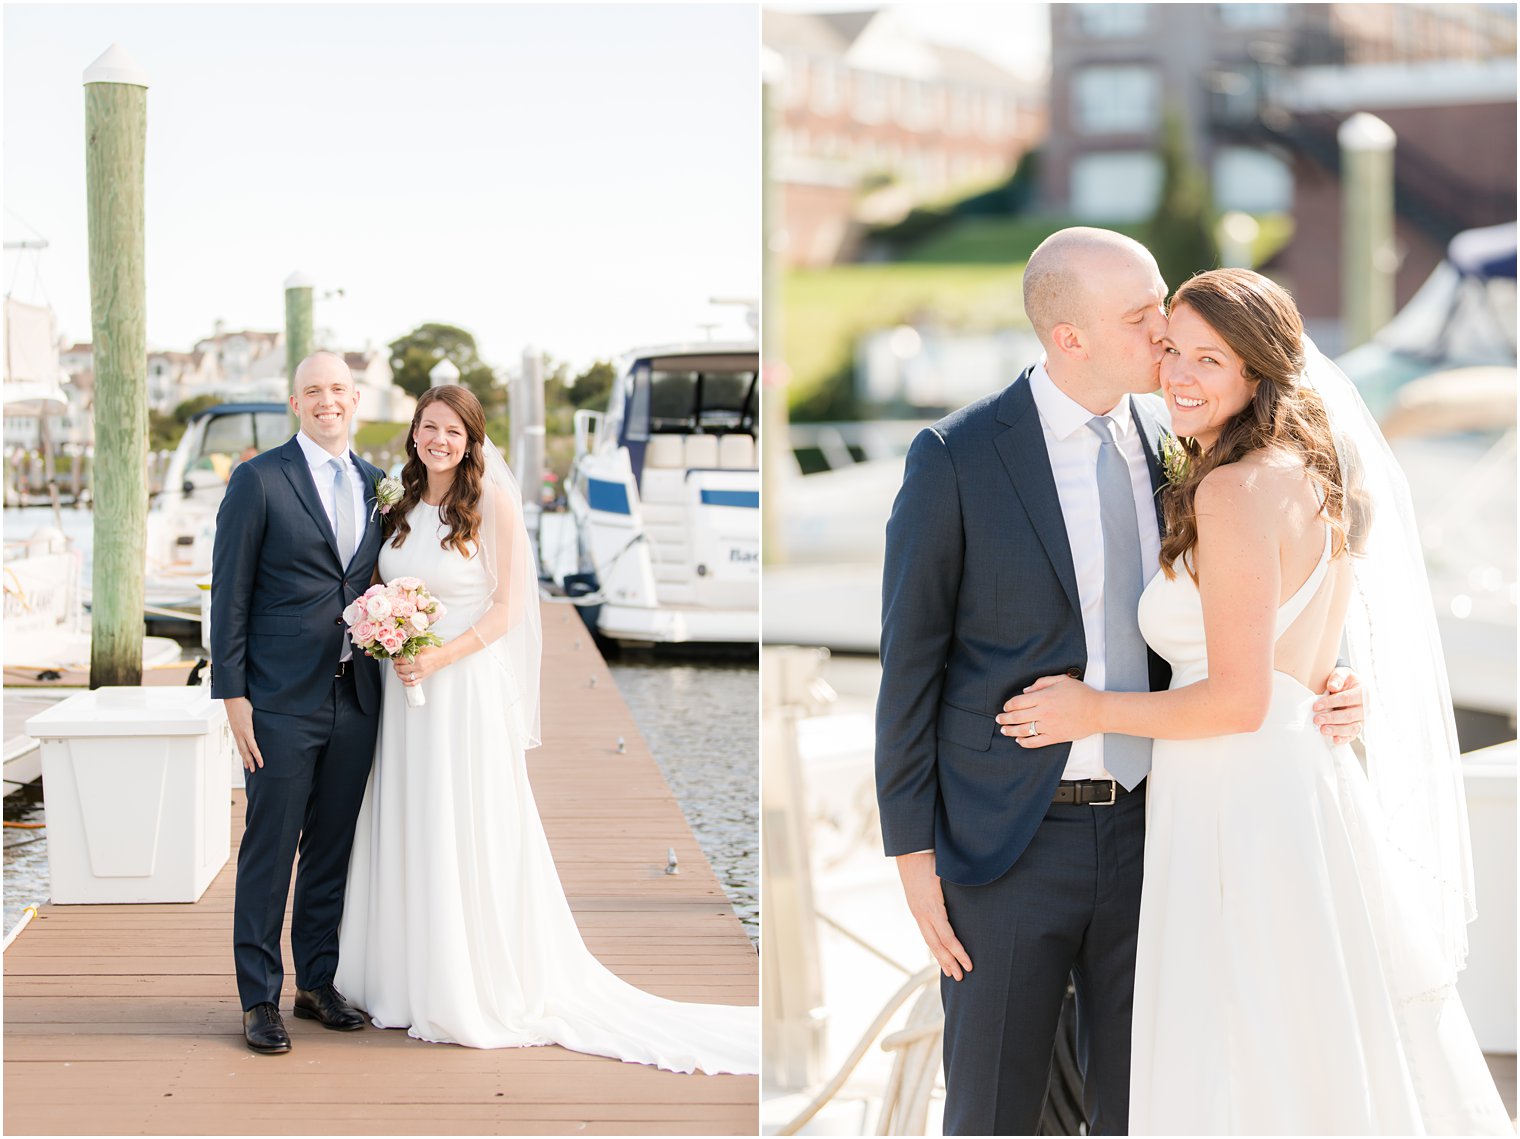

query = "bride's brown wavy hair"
1159;268;1369;582
385;384;488;558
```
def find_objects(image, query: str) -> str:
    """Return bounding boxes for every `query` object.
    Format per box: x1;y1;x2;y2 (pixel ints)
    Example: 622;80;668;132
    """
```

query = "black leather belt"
1052;779;1133;806
334;660;352;678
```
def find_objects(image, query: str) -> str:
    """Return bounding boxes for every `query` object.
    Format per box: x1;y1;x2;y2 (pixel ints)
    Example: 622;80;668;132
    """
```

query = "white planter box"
1458;741;1517;1054
26;686;233;904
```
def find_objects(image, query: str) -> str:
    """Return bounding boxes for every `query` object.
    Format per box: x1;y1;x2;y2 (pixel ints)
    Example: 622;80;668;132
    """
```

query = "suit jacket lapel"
352;457;383;571
1129;393;1169;532
993;371;1082;620
280;436;342;566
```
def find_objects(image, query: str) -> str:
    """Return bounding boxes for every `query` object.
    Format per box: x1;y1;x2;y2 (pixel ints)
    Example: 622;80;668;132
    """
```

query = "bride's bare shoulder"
1195;451;1305;532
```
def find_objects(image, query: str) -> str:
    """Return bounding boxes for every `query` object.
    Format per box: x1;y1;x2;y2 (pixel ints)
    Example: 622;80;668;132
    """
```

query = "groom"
211;351;387;1053
875;228;1364;1134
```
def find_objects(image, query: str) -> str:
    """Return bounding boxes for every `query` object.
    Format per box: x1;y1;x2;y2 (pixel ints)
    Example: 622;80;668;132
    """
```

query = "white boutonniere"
1159;432;1190;488
373;475;404;519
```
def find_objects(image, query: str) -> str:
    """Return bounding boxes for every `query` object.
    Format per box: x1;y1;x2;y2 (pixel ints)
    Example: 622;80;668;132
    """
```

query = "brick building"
1042;2;1516;350
763;8;1046;265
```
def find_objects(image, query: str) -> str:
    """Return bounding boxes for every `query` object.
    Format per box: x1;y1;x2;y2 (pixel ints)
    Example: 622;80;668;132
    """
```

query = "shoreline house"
1042;2;1516;352
763;7;1046;266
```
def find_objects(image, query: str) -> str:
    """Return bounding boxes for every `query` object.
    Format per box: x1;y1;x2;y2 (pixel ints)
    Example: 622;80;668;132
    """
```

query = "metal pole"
522;348;545;539
284;270;315;401
761;53;790;566
1339;112;1397;352
761;646;830;1091
84;43;149;689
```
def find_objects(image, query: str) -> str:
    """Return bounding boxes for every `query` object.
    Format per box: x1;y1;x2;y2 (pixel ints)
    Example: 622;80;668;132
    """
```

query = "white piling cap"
284;270;316;290
84;44;149;88
1338;112;1396;152
429;358;461;386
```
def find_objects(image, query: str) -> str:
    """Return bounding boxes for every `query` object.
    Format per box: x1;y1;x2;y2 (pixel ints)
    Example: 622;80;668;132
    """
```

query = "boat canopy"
618;352;759;443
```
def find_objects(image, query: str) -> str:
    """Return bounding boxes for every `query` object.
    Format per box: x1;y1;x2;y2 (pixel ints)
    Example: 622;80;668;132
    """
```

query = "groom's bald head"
1023;227;1160;350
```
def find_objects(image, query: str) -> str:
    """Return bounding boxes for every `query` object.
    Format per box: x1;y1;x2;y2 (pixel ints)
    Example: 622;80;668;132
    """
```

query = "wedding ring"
1026;722;1038;738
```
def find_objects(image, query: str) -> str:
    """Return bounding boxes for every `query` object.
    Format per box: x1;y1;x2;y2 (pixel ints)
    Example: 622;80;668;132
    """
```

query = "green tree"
1146;112;1219;294
173;393;224;424
387;323;503;414
568;360;617;410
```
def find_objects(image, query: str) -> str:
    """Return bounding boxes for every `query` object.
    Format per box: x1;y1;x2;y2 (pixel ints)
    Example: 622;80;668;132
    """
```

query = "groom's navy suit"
211;435;386;1011
876;367;1170;1135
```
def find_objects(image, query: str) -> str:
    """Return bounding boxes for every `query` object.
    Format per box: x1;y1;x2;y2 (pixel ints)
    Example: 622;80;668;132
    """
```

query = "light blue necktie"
330;456;356;569
1087;416;1152;789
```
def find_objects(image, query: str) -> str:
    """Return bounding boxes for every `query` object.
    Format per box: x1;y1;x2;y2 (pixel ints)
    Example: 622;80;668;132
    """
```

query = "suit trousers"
939;785;1145;1136
233;670;378;1010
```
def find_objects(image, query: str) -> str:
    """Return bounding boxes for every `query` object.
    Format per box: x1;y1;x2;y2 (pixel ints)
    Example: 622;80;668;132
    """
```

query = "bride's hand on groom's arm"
996;675;1100;746
1315;668;1364;747
896;852;973;981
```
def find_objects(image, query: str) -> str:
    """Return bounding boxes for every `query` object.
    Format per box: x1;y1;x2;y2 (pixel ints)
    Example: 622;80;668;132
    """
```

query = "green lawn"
783;212;1295;417
354;420;407;451
783;262;1027;417
899;217;1147;265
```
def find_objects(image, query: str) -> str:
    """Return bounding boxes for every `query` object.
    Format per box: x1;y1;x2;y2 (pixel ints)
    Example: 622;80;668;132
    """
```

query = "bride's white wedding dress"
335;500;758;1074
1129;527;1510;1134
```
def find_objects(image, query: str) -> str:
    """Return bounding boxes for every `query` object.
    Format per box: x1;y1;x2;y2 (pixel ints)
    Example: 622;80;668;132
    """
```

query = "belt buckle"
1090;779;1118;807
334;661;348;678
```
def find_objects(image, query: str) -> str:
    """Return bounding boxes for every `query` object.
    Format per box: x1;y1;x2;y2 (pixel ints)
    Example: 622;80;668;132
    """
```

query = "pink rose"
342;600;364;626
363;583;385;599
378;629;405;655
392;576;423;591
351;619;379;646
364;594;393;620
392;599;417;619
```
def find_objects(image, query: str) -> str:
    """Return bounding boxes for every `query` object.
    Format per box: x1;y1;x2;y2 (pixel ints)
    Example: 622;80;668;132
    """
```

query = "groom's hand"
896;851;972;981
224;697;265;773
1315;668;1364;747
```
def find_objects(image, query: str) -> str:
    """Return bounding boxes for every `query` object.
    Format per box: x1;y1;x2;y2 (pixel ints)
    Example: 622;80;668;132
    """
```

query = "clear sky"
3;3;760;372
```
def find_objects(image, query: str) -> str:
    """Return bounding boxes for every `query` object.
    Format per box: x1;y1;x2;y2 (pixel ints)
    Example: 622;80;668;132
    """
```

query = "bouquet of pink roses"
343;577;446;708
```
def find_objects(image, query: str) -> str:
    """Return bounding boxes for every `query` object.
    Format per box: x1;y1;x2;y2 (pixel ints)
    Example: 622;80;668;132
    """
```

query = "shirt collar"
1029;357;1137;443
296;429;352;472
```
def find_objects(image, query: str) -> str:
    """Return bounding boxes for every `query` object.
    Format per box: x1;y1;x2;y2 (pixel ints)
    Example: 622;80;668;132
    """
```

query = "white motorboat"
143;402;289;618
565;342;759;645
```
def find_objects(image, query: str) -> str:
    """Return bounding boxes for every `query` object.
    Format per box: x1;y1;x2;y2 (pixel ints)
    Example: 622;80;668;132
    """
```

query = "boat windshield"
185;410;289;483
625;354;759;440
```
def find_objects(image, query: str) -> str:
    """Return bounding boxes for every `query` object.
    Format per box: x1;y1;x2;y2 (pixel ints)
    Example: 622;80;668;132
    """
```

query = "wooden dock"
3;608;758;1135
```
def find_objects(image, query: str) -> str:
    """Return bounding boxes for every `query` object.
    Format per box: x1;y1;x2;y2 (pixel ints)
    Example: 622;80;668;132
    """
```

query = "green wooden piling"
84;44;149;689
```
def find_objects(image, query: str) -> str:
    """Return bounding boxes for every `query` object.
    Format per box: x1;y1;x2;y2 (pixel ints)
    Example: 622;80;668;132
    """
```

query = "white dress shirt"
295;430;368;663
1028;360;1163;781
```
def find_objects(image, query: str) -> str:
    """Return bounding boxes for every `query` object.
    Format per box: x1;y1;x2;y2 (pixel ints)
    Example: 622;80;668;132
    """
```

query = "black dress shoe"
293;983;366;1031
243;1002;291;1054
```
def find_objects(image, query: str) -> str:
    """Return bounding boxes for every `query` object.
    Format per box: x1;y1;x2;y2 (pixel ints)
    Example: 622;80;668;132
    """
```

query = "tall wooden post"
760;53;789;567
84;44;149;689
1339;113;1397;352
284;270;314;400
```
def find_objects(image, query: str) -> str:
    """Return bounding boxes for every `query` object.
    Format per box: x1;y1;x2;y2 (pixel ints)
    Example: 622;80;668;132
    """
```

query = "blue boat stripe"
587;478;631;515
699;489;759;509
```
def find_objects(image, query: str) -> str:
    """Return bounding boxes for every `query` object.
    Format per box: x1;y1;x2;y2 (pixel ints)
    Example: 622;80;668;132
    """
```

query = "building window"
1079;4;1149;38
1072;66;1160;134
1217;4;1288;30
1211;146;1293;213
853;71;886;123
1070;152;1164;220
782;53;807;107
811;59;840;114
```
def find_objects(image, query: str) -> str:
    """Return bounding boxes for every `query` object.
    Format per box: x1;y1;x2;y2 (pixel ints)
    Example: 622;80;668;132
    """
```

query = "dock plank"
4;611;758;1135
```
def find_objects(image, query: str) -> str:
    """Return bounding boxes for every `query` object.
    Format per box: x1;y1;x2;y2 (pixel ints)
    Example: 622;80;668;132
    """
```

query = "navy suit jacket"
875;367;1172;886
210;435;386;717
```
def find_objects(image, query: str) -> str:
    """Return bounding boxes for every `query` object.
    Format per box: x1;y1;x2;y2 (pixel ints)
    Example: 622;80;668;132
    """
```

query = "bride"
997;269;1510;1133
334;383;758;1075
